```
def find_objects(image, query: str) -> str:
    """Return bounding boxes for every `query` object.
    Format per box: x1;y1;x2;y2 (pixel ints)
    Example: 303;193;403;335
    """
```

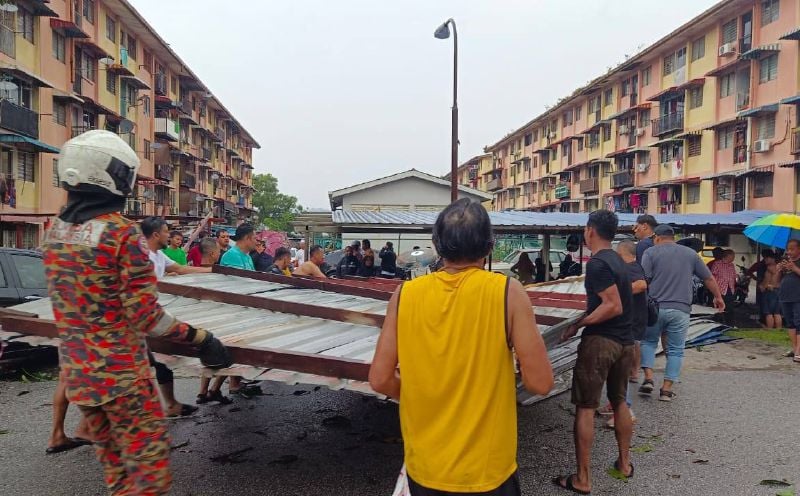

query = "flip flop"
552;475;591;495
614;459;634;478
45;437;92;455
167;403;199;418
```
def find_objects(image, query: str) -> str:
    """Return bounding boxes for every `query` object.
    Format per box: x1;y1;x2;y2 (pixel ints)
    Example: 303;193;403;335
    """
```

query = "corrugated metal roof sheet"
332;209;775;229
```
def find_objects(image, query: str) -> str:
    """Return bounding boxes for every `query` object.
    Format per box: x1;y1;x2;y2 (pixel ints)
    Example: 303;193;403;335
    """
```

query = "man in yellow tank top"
369;199;554;495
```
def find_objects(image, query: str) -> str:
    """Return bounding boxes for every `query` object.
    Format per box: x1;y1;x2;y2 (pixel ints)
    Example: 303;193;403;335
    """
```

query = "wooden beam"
0;313;372;382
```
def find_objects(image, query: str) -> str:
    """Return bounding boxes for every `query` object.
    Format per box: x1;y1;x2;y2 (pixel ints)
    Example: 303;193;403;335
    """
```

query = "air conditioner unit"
618;125;629;135
718;43;735;56
637;163;649;173
635;128;646;137
753;139;771;153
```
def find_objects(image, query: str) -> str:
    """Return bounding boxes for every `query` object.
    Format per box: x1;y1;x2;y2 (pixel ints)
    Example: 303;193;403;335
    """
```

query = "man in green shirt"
220;223;256;270
161;230;188;265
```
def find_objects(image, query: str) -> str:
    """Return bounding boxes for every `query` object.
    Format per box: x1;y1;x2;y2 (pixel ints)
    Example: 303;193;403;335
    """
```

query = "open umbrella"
743;213;800;249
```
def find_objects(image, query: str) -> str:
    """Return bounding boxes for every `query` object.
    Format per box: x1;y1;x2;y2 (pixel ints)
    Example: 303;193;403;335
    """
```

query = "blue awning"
737;104;779;118
0;134;60;153
780;94;800;105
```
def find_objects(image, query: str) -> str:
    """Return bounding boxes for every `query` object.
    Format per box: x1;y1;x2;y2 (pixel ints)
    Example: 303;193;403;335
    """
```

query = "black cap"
232;223;255;241
654;224;674;236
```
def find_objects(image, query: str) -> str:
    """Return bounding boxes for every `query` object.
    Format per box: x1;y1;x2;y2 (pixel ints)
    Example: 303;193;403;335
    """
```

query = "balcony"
156;164;173;182
792;128;800;155
202;147;211;161
154;73;168;96
629;93;638;107
651;111;684;137
124;199;143;217
487;177;503;191
611;169;634;189
554;183;570;199
0;23;14;57
579;177;599;194
0;100;39;139
154;117;179;142
70;125;96;138
180;173;197;189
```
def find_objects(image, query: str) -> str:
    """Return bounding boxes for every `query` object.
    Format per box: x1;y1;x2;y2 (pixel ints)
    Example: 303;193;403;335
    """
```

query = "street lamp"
434;18;458;202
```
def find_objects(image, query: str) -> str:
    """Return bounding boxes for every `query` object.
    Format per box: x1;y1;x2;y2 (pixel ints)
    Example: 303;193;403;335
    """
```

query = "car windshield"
502;250;523;264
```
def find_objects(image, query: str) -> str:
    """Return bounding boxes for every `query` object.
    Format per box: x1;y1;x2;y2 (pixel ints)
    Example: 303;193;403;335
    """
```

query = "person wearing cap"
639;224;725;402
219;224;257;271
43;130;231;495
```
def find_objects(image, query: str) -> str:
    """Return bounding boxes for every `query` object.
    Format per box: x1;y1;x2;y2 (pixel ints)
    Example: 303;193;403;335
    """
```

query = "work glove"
187;325;233;369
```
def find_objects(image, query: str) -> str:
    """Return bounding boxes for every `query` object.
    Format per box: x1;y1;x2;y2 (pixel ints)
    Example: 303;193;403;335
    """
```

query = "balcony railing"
611;169;634;188
70;125;96;138
154;117;179;141
0;23;14;57
579;177;599;193
792;128;800;155
736;93;750;112
180;173;197;189
154;73;168;96
651;111;684;137
156;164;173;182
487;177;503;191
124;199;142;217
0;100;39;139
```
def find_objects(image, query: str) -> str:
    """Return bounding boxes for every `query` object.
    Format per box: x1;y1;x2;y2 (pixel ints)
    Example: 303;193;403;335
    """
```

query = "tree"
251;173;302;232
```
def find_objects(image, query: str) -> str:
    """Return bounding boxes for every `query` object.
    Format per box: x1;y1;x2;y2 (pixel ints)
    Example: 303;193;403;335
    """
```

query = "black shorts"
572;335;634;409
408;471;521;496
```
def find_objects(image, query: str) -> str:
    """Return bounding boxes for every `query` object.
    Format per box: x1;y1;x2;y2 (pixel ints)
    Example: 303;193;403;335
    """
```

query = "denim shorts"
782;301;800;330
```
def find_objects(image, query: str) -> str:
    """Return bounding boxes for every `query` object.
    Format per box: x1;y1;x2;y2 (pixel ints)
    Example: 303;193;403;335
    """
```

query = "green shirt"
220;244;255;271
161;247;187;266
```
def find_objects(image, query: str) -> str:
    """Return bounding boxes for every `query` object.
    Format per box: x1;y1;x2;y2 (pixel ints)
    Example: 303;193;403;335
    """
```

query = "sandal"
167;403;199;418
659;389;677;402
45;437;92;454
638;379;654;395
614;459;634;478
793;355;800;363
204;390;233;405
552;475;591;495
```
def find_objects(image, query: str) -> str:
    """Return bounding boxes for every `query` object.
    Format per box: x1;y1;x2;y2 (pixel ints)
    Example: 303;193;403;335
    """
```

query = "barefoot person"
44;130;231;495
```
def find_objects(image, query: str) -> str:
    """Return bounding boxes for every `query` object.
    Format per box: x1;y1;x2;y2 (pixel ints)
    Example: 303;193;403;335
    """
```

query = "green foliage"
725;329;792;347
251;173;302;233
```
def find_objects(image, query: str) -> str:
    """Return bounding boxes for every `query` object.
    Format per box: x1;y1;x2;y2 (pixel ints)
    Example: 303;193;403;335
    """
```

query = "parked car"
0;248;47;307
489;249;567;278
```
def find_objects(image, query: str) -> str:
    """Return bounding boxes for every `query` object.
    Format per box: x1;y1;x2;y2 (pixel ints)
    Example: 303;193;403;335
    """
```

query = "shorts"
761;290;780;315
408;471;521;496
572;335;634;409
782;301;800;330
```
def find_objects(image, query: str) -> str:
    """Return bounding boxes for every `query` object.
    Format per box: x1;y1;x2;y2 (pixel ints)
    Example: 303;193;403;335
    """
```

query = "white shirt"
149;249;176;279
296;249;305;265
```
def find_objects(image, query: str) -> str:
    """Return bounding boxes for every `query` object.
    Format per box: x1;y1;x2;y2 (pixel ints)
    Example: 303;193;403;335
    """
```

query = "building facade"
0;0;259;248
473;0;799;215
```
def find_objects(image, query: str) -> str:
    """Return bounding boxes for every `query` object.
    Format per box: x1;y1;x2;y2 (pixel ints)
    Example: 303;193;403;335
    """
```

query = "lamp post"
434;18;458;202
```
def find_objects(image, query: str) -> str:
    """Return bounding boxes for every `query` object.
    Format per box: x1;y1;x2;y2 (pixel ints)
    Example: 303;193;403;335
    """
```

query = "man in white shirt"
295;240;306;268
141;217;212;279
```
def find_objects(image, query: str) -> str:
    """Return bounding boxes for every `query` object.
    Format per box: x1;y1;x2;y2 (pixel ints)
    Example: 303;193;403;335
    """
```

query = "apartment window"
718;126;734;149
106;15;116;42
757;114;776;140
722;19;737;44
687;136;702;156
143;50;153;73
17;7;34;43
524;133;532;146
621;79;630;97
663;53;675;76
691;36;705;61
716;180;730;201
17;152;35;182
144;139;151;160
52;31;65;62
602;125;611;142
577;138;584;152
532;129;538;142
80;54;95;82
106;72;116;94
689;86;704;109
562;109;573;127
562;142;570;156
675;47;687;68
761;0;779;26
83;0;95;24
752;174;773;198
552;148;557;161
686;183;701;204
171;76;178;94
575;105;582;121
642;66;651;86
640;109;651;125
759;54;778;83
127;35;137;60
720;73;734;97
53;99;66;126
603;88;612;106
52;159;60;187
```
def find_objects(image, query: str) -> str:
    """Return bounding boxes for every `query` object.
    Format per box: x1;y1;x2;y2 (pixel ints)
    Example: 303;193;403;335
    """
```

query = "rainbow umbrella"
743;213;800;249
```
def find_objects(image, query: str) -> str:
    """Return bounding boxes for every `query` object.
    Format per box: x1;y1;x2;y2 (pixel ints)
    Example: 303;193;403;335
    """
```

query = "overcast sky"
131;0;718;209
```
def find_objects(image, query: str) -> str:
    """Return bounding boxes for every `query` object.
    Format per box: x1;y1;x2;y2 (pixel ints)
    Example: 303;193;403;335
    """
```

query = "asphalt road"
1;343;799;496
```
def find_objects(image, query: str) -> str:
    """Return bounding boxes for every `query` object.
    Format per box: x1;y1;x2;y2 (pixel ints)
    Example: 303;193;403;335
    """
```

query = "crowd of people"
38;131;800;496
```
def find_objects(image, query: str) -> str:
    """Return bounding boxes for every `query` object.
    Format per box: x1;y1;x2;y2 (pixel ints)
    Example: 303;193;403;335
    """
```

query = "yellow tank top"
397;268;516;492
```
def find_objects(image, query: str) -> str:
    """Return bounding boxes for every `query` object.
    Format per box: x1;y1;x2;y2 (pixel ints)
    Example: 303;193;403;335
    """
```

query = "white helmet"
57;130;140;197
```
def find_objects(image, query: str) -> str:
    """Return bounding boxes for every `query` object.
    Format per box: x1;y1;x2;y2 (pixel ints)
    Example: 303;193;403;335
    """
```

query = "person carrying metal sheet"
43;130;232;496
370;198;554;495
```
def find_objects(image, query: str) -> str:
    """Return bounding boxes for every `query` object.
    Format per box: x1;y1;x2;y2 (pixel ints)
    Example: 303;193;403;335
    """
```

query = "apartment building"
0;0;259;248
478;0;799;215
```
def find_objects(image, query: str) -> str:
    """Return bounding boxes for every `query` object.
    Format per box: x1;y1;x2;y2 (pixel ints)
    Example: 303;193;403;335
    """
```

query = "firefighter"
42;130;232;495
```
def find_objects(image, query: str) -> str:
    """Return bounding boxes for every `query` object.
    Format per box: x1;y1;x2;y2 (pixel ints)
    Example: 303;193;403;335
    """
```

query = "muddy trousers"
79;380;172;496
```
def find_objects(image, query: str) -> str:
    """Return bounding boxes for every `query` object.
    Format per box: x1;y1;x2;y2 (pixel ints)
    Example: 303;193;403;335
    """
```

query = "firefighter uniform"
43;212;197;495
